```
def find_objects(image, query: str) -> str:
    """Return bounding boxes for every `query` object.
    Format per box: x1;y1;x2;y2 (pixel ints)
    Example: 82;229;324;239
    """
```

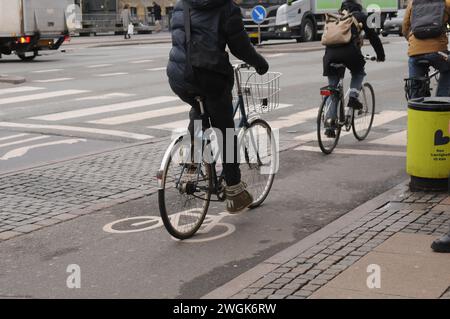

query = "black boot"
431;232;450;253
348;96;363;110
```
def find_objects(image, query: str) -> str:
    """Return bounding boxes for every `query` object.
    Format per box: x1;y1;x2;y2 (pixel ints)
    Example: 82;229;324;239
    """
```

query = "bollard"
407;97;450;192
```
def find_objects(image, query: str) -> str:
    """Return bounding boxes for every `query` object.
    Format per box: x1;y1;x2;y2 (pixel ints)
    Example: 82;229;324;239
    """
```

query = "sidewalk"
204;184;450;299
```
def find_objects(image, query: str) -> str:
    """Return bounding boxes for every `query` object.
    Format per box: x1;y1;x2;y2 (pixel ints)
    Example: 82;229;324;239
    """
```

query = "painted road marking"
0;86;44;96
130;59;153;64
270;107;317;129
0;90;88;105
103;211;235;243
0;138;86;161
0;136;49;149
295;110;407;142
75;93;134;101
146;67;166;71
0;133;30;142
295;145;406;157
89;104;189;125
32;69;64;73
33;78;73;83
0;122;154;140
87;64;113;68
148;119;189;131
96;72;128;77
369;130;407;146
30;96;179;121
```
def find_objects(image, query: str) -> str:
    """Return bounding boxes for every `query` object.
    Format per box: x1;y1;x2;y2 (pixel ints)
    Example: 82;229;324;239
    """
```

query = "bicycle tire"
158;136;212;240
240;119;277;208
352;82;375;141
317;97;341;155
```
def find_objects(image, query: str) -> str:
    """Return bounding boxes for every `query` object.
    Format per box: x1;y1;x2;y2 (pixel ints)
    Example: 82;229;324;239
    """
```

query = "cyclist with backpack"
322;0;385;137
166;0;269;213
403;0;450;98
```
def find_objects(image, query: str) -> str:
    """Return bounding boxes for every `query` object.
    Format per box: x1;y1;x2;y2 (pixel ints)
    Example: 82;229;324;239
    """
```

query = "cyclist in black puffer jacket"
166;0;269;213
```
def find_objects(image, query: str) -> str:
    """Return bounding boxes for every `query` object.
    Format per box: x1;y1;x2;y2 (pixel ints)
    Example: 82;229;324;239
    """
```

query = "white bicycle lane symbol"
103;211;236;243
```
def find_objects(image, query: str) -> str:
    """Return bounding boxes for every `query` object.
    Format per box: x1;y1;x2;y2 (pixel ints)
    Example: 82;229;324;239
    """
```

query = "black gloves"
256;57;269;75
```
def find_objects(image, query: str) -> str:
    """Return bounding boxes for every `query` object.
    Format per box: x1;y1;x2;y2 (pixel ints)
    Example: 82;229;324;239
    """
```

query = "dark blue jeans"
409;52;450;98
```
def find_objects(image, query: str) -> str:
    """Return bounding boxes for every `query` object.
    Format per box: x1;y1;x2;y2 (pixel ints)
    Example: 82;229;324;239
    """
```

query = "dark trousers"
170;82;241;186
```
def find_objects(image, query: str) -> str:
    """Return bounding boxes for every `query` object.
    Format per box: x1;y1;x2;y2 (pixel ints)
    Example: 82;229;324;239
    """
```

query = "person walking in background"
122;4;132;39
153;1;162;33
403;0;450;98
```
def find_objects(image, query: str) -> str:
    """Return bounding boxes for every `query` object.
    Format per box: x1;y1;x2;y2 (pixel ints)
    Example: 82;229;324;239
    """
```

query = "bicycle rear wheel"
240;119;277;208
158;137;212;240
352;82;375;141
317;97;341;154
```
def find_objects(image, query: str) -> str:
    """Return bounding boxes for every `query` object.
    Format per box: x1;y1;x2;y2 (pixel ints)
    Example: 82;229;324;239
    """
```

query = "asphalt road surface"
0;36;412;298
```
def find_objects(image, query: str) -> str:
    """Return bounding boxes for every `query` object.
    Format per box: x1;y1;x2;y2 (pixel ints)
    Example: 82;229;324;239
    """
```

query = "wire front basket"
235;71;282;115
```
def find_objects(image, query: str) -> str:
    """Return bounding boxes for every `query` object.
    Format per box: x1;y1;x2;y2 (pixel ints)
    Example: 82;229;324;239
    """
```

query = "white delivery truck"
0;0;71;61
240;0;399;43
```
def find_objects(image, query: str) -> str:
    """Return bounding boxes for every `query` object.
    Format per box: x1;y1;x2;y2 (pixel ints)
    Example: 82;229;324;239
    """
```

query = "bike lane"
0;138;407;298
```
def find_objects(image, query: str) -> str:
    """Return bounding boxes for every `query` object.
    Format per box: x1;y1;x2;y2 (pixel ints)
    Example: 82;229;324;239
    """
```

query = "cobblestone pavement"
0;140;168;242
0;135;298;242
224;191;450;299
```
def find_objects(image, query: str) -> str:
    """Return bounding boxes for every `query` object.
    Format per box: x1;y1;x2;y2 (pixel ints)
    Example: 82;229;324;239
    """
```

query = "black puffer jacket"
167;0;268;93
340;0;385;60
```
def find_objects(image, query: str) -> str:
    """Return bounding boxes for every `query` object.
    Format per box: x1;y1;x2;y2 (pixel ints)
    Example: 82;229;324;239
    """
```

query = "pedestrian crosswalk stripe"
0;135;49;149
89;104;188;125
87;64;112;68
0;90;88;105
270;107;317;129
294;110;407;142
148;119;189;131
33;78;73;83
0;86;44;96
30;96;179;121
0;133;30;142
369;130;406;146
295;145;406;157
75;93;134;101
32;69;64;73
96;73;128;77
130;60;153;64
0;122;154;140
146;68;166;71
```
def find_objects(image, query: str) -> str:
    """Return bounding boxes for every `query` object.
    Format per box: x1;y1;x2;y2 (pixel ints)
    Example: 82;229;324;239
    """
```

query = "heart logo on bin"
434;130;450;146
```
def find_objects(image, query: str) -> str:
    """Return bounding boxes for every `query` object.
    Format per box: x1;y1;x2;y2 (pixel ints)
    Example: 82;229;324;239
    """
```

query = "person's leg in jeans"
425;52;450;97
408;55;428;98
326;74;340;122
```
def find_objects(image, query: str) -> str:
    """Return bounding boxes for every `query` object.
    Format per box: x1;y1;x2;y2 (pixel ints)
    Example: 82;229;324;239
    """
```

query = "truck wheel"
301;18;315;42
17;51;38;61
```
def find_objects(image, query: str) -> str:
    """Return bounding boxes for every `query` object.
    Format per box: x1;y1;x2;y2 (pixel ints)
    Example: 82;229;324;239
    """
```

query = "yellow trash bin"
407;97;450;191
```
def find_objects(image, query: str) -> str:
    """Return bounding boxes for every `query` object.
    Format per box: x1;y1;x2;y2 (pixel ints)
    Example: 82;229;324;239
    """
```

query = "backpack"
183;1;231;96
321;10;362;47
411;0;446;39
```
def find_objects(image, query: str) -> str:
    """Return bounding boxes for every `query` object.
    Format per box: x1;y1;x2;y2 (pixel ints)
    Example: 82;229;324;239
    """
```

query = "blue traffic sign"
251;5;267;24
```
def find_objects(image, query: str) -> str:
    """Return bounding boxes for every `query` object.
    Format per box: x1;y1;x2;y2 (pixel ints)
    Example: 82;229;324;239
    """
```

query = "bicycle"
157;64;281;240
317;55;376;155
404;51;446;100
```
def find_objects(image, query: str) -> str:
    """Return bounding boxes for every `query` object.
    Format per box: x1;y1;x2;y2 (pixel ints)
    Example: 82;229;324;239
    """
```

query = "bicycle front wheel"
240;119;277;208
158;136;212;240
352;83;375;141
317;97;341;154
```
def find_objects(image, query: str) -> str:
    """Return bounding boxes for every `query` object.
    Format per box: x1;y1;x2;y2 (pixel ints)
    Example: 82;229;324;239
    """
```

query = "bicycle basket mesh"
234;71;281;114
404;77;431;100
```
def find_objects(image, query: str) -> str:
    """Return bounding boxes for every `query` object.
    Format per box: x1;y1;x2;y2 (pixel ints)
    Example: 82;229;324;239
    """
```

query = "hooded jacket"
167;0;268;93
340;0;385;60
